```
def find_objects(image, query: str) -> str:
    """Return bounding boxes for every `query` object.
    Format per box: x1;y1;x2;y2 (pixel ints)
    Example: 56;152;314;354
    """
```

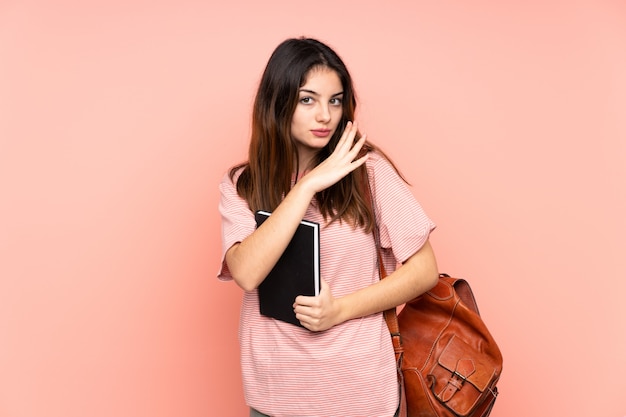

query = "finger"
344;133;367;163
293;297;310;309
295;310;311;327
294;308;319;329
296;308;321;325
335;130;363;164
297;316;315;331
351;151;369;169
335;121;358;152
350;132;366;153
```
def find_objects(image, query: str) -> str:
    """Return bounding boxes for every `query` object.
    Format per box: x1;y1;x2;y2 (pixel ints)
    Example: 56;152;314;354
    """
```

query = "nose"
316;103;331;123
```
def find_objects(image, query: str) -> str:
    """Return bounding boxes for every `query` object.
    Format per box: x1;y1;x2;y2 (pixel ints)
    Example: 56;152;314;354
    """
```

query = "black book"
255;210;320;328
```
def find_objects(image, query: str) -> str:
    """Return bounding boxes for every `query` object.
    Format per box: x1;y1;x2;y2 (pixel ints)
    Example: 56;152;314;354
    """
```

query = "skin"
290;67;345;173
225;67;439;331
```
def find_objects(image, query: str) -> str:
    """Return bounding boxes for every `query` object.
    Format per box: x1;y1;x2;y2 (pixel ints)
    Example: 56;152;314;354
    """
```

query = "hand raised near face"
299;121;368;194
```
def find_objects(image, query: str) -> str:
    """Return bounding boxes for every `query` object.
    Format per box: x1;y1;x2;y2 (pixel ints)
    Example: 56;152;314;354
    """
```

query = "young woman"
218;37;439;417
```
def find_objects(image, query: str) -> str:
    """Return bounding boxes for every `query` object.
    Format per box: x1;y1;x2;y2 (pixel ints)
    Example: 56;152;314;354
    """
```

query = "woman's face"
291;67;343;164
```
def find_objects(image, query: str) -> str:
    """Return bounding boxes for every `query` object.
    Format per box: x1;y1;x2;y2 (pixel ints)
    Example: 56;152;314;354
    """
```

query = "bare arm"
225;122;368;291
294;239;439;331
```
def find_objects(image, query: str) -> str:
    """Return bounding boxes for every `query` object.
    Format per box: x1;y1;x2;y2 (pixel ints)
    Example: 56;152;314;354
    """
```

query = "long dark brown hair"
230;37;403;232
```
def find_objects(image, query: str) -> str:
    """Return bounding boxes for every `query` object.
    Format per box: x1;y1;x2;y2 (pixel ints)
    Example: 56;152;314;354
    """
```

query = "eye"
300;97;313;104
330;97;343;106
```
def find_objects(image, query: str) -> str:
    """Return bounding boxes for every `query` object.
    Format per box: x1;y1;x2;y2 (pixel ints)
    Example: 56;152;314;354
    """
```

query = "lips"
311;129;331;138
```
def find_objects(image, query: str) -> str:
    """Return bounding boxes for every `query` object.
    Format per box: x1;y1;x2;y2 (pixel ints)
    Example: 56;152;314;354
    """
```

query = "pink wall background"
1;1;625;416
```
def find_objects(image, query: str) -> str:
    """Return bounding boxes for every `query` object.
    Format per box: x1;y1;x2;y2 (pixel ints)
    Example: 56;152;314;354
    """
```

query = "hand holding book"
255;210;321;328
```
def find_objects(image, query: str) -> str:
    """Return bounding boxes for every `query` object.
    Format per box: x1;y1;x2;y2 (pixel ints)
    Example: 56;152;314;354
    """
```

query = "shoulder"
365;150;387;171
220;164;246;186
365;150;402;181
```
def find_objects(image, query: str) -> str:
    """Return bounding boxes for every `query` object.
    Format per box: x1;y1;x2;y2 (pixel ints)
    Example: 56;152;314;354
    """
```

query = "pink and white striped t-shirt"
218;152;435;417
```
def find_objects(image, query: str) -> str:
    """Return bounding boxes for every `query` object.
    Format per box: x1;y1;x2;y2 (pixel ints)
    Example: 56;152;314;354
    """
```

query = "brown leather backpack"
388;274;503;417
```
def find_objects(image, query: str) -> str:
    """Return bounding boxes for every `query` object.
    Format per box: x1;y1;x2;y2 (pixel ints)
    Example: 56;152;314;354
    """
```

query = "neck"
295;152;317;178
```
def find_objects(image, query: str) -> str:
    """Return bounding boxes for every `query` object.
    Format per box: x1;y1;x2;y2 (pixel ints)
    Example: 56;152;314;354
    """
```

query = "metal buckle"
452;371;467;382
390;331;403;344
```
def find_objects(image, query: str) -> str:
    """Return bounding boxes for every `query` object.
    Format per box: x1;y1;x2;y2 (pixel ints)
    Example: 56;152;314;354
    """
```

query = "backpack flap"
429;335;499;416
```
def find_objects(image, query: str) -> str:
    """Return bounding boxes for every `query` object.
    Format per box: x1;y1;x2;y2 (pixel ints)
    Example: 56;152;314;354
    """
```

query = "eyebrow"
299;89;344;97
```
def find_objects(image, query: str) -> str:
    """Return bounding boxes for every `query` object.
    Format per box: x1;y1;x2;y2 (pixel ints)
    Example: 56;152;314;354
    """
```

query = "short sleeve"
217;170;256;280
367;153;436;264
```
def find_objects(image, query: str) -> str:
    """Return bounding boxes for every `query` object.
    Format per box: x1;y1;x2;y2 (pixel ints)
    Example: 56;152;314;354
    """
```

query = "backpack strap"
360;160;404;358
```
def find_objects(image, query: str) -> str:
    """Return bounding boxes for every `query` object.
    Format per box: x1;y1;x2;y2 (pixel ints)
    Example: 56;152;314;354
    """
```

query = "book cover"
255;210;320;328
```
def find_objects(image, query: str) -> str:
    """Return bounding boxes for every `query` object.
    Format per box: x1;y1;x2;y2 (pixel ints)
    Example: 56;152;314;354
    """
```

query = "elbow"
226;244;263;292
238;282;257;292
229;266;263;292
235;275;260;292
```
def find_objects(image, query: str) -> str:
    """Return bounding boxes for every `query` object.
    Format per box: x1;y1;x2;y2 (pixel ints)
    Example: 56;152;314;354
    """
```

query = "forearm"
226;181;316;291
336;241;439;323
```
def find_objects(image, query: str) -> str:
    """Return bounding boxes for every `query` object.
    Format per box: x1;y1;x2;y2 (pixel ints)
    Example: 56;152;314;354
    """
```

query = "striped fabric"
218;152;435;417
